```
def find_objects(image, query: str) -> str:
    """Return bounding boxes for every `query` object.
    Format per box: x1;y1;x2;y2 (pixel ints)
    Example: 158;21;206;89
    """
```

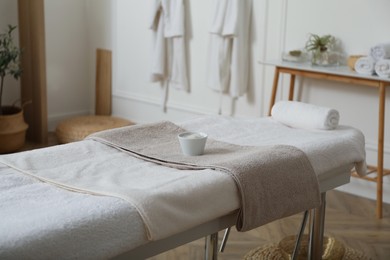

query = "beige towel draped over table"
88;121;320;235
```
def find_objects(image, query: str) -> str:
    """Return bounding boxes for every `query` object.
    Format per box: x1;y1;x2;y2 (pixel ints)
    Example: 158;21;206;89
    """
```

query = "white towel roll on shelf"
370;43;390;61
374;59;390;78
271;101;340;130
354;56;376;76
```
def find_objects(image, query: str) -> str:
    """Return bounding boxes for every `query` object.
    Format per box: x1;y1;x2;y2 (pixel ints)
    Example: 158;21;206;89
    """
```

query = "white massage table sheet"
0;116;366;259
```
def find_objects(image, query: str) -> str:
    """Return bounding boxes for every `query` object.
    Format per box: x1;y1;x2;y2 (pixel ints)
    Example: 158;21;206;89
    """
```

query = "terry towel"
271;101;340;130
375;59;390;78
149;0;188;110
88;121;320;238
370;43;390;61
354;56;376;76
206;0;252;114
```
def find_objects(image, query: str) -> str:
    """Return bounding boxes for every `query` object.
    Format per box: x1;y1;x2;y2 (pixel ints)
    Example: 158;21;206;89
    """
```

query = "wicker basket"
347;55;365;71
244;235;370;260
55;115;133;144
0;106;29;153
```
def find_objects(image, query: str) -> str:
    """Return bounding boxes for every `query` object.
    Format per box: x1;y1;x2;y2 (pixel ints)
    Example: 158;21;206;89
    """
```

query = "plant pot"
0;106;29;154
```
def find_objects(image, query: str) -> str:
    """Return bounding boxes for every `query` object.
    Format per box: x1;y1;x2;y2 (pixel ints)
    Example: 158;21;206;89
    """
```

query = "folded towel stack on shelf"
375;59;390;78
355;43;390;78
354;56;376;76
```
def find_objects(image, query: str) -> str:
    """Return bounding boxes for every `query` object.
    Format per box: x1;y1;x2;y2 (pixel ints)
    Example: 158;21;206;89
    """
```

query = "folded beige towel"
89;121;320;234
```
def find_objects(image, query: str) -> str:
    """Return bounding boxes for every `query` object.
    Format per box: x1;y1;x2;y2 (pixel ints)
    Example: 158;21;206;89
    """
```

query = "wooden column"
17;0;48;143
95;49;112;116
268;67;280;116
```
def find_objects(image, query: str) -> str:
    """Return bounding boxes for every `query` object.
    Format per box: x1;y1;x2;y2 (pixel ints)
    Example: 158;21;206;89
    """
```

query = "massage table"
0;115;366;260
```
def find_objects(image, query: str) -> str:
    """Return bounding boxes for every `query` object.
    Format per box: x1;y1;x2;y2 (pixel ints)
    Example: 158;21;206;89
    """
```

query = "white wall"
112;0;390;203
1;0;389;203
112;0;266;123
0;0;93;130
45;0;115;130
45;0;91;130
276;0;390;201
85;0;115;112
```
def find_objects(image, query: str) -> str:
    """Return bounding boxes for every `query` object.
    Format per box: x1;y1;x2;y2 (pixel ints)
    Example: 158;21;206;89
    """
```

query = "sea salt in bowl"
178;132;208;156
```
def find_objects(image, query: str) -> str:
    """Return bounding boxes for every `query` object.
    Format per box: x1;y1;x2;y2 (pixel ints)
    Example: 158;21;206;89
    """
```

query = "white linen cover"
0;116;366;259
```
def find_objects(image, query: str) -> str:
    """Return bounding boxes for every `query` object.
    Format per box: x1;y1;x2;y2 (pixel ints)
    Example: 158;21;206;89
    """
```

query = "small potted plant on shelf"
0;25;28;153
305;33;339;66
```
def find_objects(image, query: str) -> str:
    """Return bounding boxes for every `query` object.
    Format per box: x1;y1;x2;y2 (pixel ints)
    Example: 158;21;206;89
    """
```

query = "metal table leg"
292;210;309;260
308;193;327;260
205;233;219;260
219;228;231;253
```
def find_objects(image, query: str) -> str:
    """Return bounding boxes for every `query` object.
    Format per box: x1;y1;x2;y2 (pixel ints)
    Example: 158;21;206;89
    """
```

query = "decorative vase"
0;106;29;153
311;50;340;66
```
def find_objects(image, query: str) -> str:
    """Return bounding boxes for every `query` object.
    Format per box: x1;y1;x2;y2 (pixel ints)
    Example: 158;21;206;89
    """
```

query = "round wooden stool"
55;115;133;144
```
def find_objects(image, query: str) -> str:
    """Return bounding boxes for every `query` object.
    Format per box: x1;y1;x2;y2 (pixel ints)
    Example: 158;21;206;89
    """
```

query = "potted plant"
0;25;28;153
305;33;339;66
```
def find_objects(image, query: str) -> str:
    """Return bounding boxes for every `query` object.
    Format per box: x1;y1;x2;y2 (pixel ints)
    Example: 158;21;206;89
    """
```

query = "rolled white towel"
354;56;376;76
370;43;390;61
271;101;340;130
374;59;390;78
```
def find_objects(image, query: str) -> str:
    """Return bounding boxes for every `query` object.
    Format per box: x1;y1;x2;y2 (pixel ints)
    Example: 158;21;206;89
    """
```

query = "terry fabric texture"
180;116;366;177
374;59;390;78
87;121;320;236
0;164;146;260
0;116;367;258
207;0;252;98
370;43;390;61
149;0;188;101
271;101;340;130
0;140;238;256
354;56;376;75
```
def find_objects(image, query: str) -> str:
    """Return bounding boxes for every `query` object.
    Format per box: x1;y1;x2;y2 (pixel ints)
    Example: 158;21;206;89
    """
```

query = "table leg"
292;210;309;260
308;193;326;260
288;74;296;101
377;83;386;218
219;228;231;252
204;233;218;260
268;67;280;116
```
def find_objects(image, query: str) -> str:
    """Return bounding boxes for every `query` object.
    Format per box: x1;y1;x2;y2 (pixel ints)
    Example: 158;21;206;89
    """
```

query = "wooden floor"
21;135;390;260
148;191;390;259
20;132;59;151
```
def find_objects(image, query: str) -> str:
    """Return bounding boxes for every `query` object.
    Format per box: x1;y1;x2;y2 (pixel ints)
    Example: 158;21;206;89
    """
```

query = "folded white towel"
354;56;376;76
271;101;340;130
374;59;390;78
370;43;390;61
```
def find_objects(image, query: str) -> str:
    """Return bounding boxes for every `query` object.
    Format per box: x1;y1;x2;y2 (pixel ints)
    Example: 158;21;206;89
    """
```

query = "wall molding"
366;140;390;156
113;90;217;116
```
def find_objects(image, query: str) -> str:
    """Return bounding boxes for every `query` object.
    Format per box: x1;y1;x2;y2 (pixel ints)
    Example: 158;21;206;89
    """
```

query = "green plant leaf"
0;24;22;109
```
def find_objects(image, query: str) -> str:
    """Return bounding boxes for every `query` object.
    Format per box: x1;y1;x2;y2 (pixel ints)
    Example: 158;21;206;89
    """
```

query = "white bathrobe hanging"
207;0;252;98
149;0;189;110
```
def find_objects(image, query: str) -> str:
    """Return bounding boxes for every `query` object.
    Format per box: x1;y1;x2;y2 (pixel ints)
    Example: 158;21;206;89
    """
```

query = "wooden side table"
263;60;390;218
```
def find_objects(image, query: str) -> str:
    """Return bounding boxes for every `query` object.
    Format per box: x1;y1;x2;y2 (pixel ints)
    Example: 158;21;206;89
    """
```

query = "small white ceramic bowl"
178;132;208;156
